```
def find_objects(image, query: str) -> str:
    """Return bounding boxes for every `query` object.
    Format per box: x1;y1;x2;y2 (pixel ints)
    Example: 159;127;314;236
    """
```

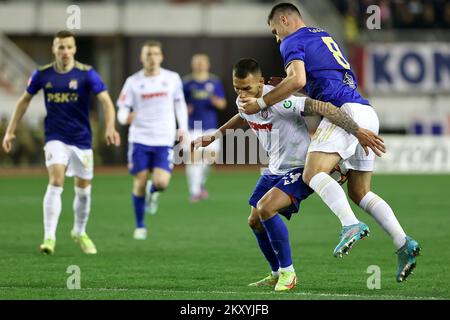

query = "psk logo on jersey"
343;72;356;89
45;82;53;89
69;79;78;90
283;100;293;109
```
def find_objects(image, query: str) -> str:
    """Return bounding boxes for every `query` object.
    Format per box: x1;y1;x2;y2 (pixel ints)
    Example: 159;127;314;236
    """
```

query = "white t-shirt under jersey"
117;68;188;146
237;85;310;175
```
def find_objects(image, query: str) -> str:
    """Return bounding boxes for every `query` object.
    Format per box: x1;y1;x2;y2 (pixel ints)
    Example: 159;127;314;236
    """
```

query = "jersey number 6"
321;37;351;70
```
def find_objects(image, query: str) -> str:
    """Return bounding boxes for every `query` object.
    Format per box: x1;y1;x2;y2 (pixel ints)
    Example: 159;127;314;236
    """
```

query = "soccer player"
117;41;188;240
183;54;226;202
239;3;420;282
193;58;381;291
1;30;121;255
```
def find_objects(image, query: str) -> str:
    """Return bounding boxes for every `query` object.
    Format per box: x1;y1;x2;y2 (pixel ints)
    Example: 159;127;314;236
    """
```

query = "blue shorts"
127;143;173;175
249;168;314;220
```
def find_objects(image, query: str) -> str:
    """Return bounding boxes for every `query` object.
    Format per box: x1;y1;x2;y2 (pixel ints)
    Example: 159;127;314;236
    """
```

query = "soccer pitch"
0;169;449;300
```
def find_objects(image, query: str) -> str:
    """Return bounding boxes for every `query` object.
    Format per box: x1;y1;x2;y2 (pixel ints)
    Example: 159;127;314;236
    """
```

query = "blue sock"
132;194;145;228
253;229;280;272
261;214;292;268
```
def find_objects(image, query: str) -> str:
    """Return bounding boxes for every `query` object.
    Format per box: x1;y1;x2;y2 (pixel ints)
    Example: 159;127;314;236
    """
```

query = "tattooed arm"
303;98;386;156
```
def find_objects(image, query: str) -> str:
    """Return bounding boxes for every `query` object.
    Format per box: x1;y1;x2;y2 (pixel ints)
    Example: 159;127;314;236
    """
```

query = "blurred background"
0;0;449;173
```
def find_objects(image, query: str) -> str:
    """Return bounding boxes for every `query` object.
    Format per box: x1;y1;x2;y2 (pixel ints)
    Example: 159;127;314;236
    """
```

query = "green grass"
0;170;449;300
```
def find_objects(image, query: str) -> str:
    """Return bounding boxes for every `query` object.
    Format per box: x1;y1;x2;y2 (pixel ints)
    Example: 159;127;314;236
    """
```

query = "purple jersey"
183;74;225;131
26;61;107;149
280;27;370;107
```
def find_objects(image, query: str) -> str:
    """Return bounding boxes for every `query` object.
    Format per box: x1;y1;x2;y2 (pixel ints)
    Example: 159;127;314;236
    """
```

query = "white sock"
186;164;203;196
279;265;295;273
73;185;92;236
359;191;407;249
272;270;280;277
309;172;359;226
201;164;210;188
43;185;63;240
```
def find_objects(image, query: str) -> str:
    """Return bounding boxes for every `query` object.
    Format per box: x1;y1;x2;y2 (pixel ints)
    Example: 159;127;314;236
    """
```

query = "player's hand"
354;128;385;157
2;132;16;153
191;135;215;151
238;97;260;115
105;127;121;147
268;76;284;86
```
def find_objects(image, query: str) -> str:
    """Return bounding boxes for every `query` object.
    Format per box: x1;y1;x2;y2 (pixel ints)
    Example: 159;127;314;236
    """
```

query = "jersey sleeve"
280;37;305;69
26;70;42;95
213;79;225;98
174;74;188;131
275;96;306;119
86;68;107;95
116;78;135;109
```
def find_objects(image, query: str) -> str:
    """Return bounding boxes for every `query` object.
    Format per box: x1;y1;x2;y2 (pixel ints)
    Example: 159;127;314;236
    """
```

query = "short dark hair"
54;30;75;39
233;58;261;79
267;2;302;24
143;40;162;50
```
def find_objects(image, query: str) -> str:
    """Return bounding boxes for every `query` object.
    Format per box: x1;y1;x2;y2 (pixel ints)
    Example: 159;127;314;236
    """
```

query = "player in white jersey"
192;58;378;291
117;41;188;240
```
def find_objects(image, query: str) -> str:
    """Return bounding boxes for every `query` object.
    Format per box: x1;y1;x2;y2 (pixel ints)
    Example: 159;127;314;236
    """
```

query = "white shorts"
44;140;94;180
307;103;380;172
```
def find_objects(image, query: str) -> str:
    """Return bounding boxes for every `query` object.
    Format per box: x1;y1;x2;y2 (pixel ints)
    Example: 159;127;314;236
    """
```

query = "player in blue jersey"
183;54;226;202
239;3;420;282
2;30;121;255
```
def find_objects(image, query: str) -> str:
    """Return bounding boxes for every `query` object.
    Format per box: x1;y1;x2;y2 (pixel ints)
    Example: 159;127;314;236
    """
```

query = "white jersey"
237;85;310;175
117;68;188;146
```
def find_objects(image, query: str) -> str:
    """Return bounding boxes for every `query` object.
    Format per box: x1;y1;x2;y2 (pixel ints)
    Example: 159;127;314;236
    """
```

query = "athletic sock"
359;191;407;249
309;172;359;226
186;164;202;196
73;185;91;236
261;215;293;268
43;185;63;240
132;194;145;228
252;228;280;272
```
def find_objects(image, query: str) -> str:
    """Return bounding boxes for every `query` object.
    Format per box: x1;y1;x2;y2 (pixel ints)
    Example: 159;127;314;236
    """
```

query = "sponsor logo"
47;92;78;103
141;92;168;100
248;120;272;132
343;72;356;89
283;100;293;109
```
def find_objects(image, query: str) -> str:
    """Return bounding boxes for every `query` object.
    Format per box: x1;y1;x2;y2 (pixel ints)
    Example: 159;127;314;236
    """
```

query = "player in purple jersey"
183;54;226;202
240;3;420;282
2;30;120;255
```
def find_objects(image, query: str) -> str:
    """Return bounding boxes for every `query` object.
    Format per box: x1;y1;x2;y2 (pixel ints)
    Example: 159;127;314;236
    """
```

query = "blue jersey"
26;61;107;149
280;27;370;107
183;75;225;131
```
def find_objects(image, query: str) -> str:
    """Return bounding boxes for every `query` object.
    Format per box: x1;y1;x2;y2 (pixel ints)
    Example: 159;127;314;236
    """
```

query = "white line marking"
0;286;442;300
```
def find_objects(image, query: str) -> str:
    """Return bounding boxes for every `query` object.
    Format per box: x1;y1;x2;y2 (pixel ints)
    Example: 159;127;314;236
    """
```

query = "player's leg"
257;187;297;291
40;140;70;255
70;177;97;254
303;114;369;257
133;169;150;239
145;147;173;214
41;164;66;254
247;207;280;287
199;137;221;200
66;145;96;253
347;170;420;282
127;143;151;238
185;149;203;202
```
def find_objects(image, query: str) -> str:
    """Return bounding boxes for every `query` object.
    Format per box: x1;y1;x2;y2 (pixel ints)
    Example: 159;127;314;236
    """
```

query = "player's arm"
2;92;33;153
174;76;189;144
191;114;247;150
97;91;121;146
239;60;306;115
303;98;386;156
210;81;227;110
